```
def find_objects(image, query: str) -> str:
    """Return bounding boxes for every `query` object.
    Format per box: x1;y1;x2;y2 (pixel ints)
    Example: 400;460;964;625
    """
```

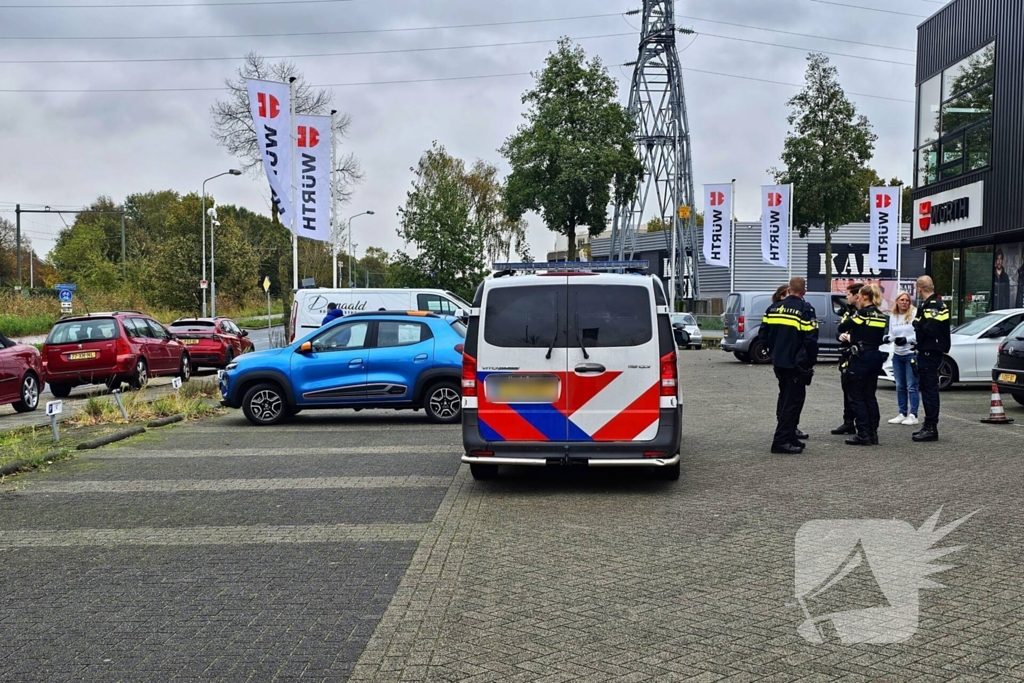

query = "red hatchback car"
168;317;254;371
42;312;191;398
0;330;43;413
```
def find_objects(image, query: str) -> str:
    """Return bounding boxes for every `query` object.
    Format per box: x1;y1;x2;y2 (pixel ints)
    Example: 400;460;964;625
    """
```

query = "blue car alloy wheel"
223;312;466;426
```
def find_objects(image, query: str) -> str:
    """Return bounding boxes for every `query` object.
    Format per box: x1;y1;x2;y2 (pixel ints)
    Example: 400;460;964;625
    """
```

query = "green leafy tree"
645;218;669;233
771;53;877;290
501;38;642;260
855;171;912;225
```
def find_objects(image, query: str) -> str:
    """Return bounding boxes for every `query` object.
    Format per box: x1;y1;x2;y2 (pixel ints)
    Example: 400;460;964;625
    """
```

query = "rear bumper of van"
461;407;682;467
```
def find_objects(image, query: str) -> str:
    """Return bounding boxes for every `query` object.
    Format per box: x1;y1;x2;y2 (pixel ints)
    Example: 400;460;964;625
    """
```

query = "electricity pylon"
611;0;699;306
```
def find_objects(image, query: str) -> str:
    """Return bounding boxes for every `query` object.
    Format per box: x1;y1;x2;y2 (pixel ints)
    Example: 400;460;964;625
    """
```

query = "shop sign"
912;180;984;240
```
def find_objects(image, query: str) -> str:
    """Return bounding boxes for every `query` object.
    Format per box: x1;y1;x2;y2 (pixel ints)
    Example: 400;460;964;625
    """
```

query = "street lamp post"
346;211;375;287
201;169;241;317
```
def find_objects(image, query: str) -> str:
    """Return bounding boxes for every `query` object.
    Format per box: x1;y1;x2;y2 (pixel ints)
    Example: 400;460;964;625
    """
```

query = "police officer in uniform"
837;283;887;446
912;276;951;442
832;282;864;435
758;277;819;454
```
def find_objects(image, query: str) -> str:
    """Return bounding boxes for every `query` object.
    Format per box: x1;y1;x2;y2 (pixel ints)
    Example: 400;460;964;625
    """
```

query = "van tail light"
289;303;299;343
116;336;131;357
738;316;745;334
455;343;465;355
462;354;477;397
660;351;678;396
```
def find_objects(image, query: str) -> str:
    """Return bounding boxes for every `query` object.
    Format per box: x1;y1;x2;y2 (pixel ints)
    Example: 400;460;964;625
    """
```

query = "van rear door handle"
574;363;606;374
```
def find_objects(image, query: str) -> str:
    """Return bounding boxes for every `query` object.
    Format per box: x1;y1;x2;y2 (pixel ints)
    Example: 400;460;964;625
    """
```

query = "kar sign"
869;187;900;271
246;78;293;227
703;184;732;268
760;185;791;269
295;115;332;243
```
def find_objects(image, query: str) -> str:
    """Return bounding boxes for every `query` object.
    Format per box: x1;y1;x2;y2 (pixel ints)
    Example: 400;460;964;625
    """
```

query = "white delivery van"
289;288;472;341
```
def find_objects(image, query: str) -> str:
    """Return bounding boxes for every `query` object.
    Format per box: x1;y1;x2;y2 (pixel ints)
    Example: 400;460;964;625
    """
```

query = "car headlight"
225;362;238;372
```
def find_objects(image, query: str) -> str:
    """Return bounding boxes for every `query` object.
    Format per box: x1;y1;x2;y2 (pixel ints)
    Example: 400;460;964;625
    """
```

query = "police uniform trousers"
917;349;942;426
773;367;807;447
846;350;883;431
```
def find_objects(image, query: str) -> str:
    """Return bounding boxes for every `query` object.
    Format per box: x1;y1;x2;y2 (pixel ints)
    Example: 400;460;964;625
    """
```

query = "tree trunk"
824;226;833;293
566;226;577;261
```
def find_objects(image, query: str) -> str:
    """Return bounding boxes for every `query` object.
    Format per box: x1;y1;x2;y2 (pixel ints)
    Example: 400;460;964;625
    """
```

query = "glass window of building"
964;245;994;321
914;42;995;188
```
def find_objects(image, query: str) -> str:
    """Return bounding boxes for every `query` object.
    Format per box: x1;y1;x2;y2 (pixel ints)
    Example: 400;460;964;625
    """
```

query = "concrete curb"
0;451;65;477
76;426;146;451
147;414;184;428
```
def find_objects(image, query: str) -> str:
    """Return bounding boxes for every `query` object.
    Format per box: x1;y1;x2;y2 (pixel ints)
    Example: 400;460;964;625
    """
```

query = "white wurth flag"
702;184;732;267
869;187;900;270
760;185;791;268
294;115;333;243
246;78;293;227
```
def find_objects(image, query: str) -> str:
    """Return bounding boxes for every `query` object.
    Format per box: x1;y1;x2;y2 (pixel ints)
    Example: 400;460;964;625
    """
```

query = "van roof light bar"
492;261;649;276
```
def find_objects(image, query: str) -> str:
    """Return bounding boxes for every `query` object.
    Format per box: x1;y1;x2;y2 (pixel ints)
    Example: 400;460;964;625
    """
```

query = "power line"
696;31;913;66
675;13;915;52
678;66;915;103
0;11;626;41
808;0;928;18
0;32;635;64
0;0;359;9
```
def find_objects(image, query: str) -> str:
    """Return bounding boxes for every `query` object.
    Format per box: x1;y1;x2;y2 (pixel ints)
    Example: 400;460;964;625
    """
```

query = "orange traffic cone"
980;383;1015;424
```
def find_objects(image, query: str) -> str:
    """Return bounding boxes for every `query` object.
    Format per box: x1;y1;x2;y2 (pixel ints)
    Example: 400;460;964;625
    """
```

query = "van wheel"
241;382;288;426
655;461;680;481
425;381;461;424
470;463;499;480
49;383;72;398
12;372;41;413
749;340;771;365
733;352;751;363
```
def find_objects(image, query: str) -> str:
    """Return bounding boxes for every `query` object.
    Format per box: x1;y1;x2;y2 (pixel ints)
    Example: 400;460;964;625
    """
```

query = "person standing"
886;291;920;426
832;282;864;435
769;284;810;442
321;303;345;326
758;277;819;454
912;276;952;442
838;284;887;446
993;248;1011;311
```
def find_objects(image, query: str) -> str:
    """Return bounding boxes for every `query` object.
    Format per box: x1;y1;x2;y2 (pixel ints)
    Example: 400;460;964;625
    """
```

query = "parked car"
460;263;682;481
42;312;192;397
881;308;1024;390
0;331;43;413
169;317;254;371
221;311;466;426
671;313;702;350
993;320;1024;406
721;291;849;364
290;288;472;342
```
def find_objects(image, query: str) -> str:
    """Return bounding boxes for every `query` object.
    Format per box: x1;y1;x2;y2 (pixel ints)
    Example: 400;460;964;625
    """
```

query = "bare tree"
210;52;363;210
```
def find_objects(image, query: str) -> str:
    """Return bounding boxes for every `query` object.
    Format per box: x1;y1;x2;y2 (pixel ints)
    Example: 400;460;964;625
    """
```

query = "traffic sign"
59;289;73;303
54;284;77;291
172;377;183;390
263;276;271;293
678;205;691;220
200;280;209;290
46;400;63;416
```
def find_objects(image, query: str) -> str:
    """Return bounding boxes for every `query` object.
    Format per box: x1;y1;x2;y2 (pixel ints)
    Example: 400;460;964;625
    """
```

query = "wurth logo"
767;192;783;208
919;202;932;231
876;194;893;209
709;191;726;207
257;92;280;119
297;126;320;148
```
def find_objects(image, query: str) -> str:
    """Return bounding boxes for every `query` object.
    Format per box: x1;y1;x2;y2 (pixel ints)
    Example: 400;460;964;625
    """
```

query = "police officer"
837;283;887;446
912;276;951;442
831;282;864;435
758;277;819;454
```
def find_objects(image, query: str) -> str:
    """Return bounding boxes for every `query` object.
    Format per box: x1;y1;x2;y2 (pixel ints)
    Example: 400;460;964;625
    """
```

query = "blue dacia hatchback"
220;311;466;426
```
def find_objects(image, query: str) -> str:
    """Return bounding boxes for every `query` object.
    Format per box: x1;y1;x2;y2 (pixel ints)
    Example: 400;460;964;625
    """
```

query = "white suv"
460;262;683;481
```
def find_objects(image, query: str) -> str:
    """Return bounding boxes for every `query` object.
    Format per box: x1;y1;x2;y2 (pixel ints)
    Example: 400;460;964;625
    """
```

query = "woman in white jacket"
887;291;920;425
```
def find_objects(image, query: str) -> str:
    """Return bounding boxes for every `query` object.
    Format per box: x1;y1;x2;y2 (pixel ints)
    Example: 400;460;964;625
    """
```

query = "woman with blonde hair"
887;291;919;425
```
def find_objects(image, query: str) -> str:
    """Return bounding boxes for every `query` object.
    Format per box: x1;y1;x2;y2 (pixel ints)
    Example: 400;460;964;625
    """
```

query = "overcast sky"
0;0;931;265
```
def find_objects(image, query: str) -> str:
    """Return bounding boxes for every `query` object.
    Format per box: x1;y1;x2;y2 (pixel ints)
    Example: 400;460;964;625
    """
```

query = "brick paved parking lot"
2;351;1023;681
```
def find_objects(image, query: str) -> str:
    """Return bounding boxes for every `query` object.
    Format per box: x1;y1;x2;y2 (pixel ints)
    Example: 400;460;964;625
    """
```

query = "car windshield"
672;314;697;326
47;318;119;344
953;313;1005;336
1008;322;1024;341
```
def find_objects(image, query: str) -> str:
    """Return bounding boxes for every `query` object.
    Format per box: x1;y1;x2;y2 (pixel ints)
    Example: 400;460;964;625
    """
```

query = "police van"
289;288;472;342
461;262;684;481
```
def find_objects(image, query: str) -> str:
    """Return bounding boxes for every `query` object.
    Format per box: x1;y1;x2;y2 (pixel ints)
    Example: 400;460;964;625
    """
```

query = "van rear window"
570;285;652;347
47;319;119;344
725;294;741;315
484;286;564;348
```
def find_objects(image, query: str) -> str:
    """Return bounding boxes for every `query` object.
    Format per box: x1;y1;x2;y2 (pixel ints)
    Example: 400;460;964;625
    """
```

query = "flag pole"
330;109;338;289
730;179;736;293
788;183;794;281
896;185;904;289
289;77;299;291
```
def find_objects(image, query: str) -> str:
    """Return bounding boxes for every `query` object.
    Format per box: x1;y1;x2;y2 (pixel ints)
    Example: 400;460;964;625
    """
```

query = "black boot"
831;421;855;435
912;424;939;442
845;428;872;446
869;422;879;445
794;428;809;441
771;442;804;454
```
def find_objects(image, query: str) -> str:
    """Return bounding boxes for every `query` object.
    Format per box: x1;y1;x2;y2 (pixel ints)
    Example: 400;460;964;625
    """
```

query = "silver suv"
721;291;848;364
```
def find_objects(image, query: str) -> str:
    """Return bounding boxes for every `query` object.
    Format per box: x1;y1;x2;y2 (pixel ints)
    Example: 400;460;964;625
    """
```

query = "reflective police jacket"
757;295;819;370
837;304;887;349
914;294;952;353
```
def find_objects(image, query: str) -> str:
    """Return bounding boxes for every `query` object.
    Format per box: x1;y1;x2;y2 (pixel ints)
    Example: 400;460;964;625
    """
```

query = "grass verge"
236;314;284;329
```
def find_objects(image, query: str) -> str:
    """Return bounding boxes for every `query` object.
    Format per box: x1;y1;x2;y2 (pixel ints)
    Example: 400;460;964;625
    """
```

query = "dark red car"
0;330;43;413
42;312;191;398
168;317;255;371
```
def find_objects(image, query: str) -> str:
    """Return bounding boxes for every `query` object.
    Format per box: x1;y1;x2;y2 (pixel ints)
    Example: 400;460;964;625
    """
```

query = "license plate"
68;351;97;360
999;372;1018;384
486;375;559;404
182;339;200;345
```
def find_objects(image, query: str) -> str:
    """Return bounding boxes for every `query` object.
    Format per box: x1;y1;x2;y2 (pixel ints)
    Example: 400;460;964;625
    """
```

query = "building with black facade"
913;0;1024;324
